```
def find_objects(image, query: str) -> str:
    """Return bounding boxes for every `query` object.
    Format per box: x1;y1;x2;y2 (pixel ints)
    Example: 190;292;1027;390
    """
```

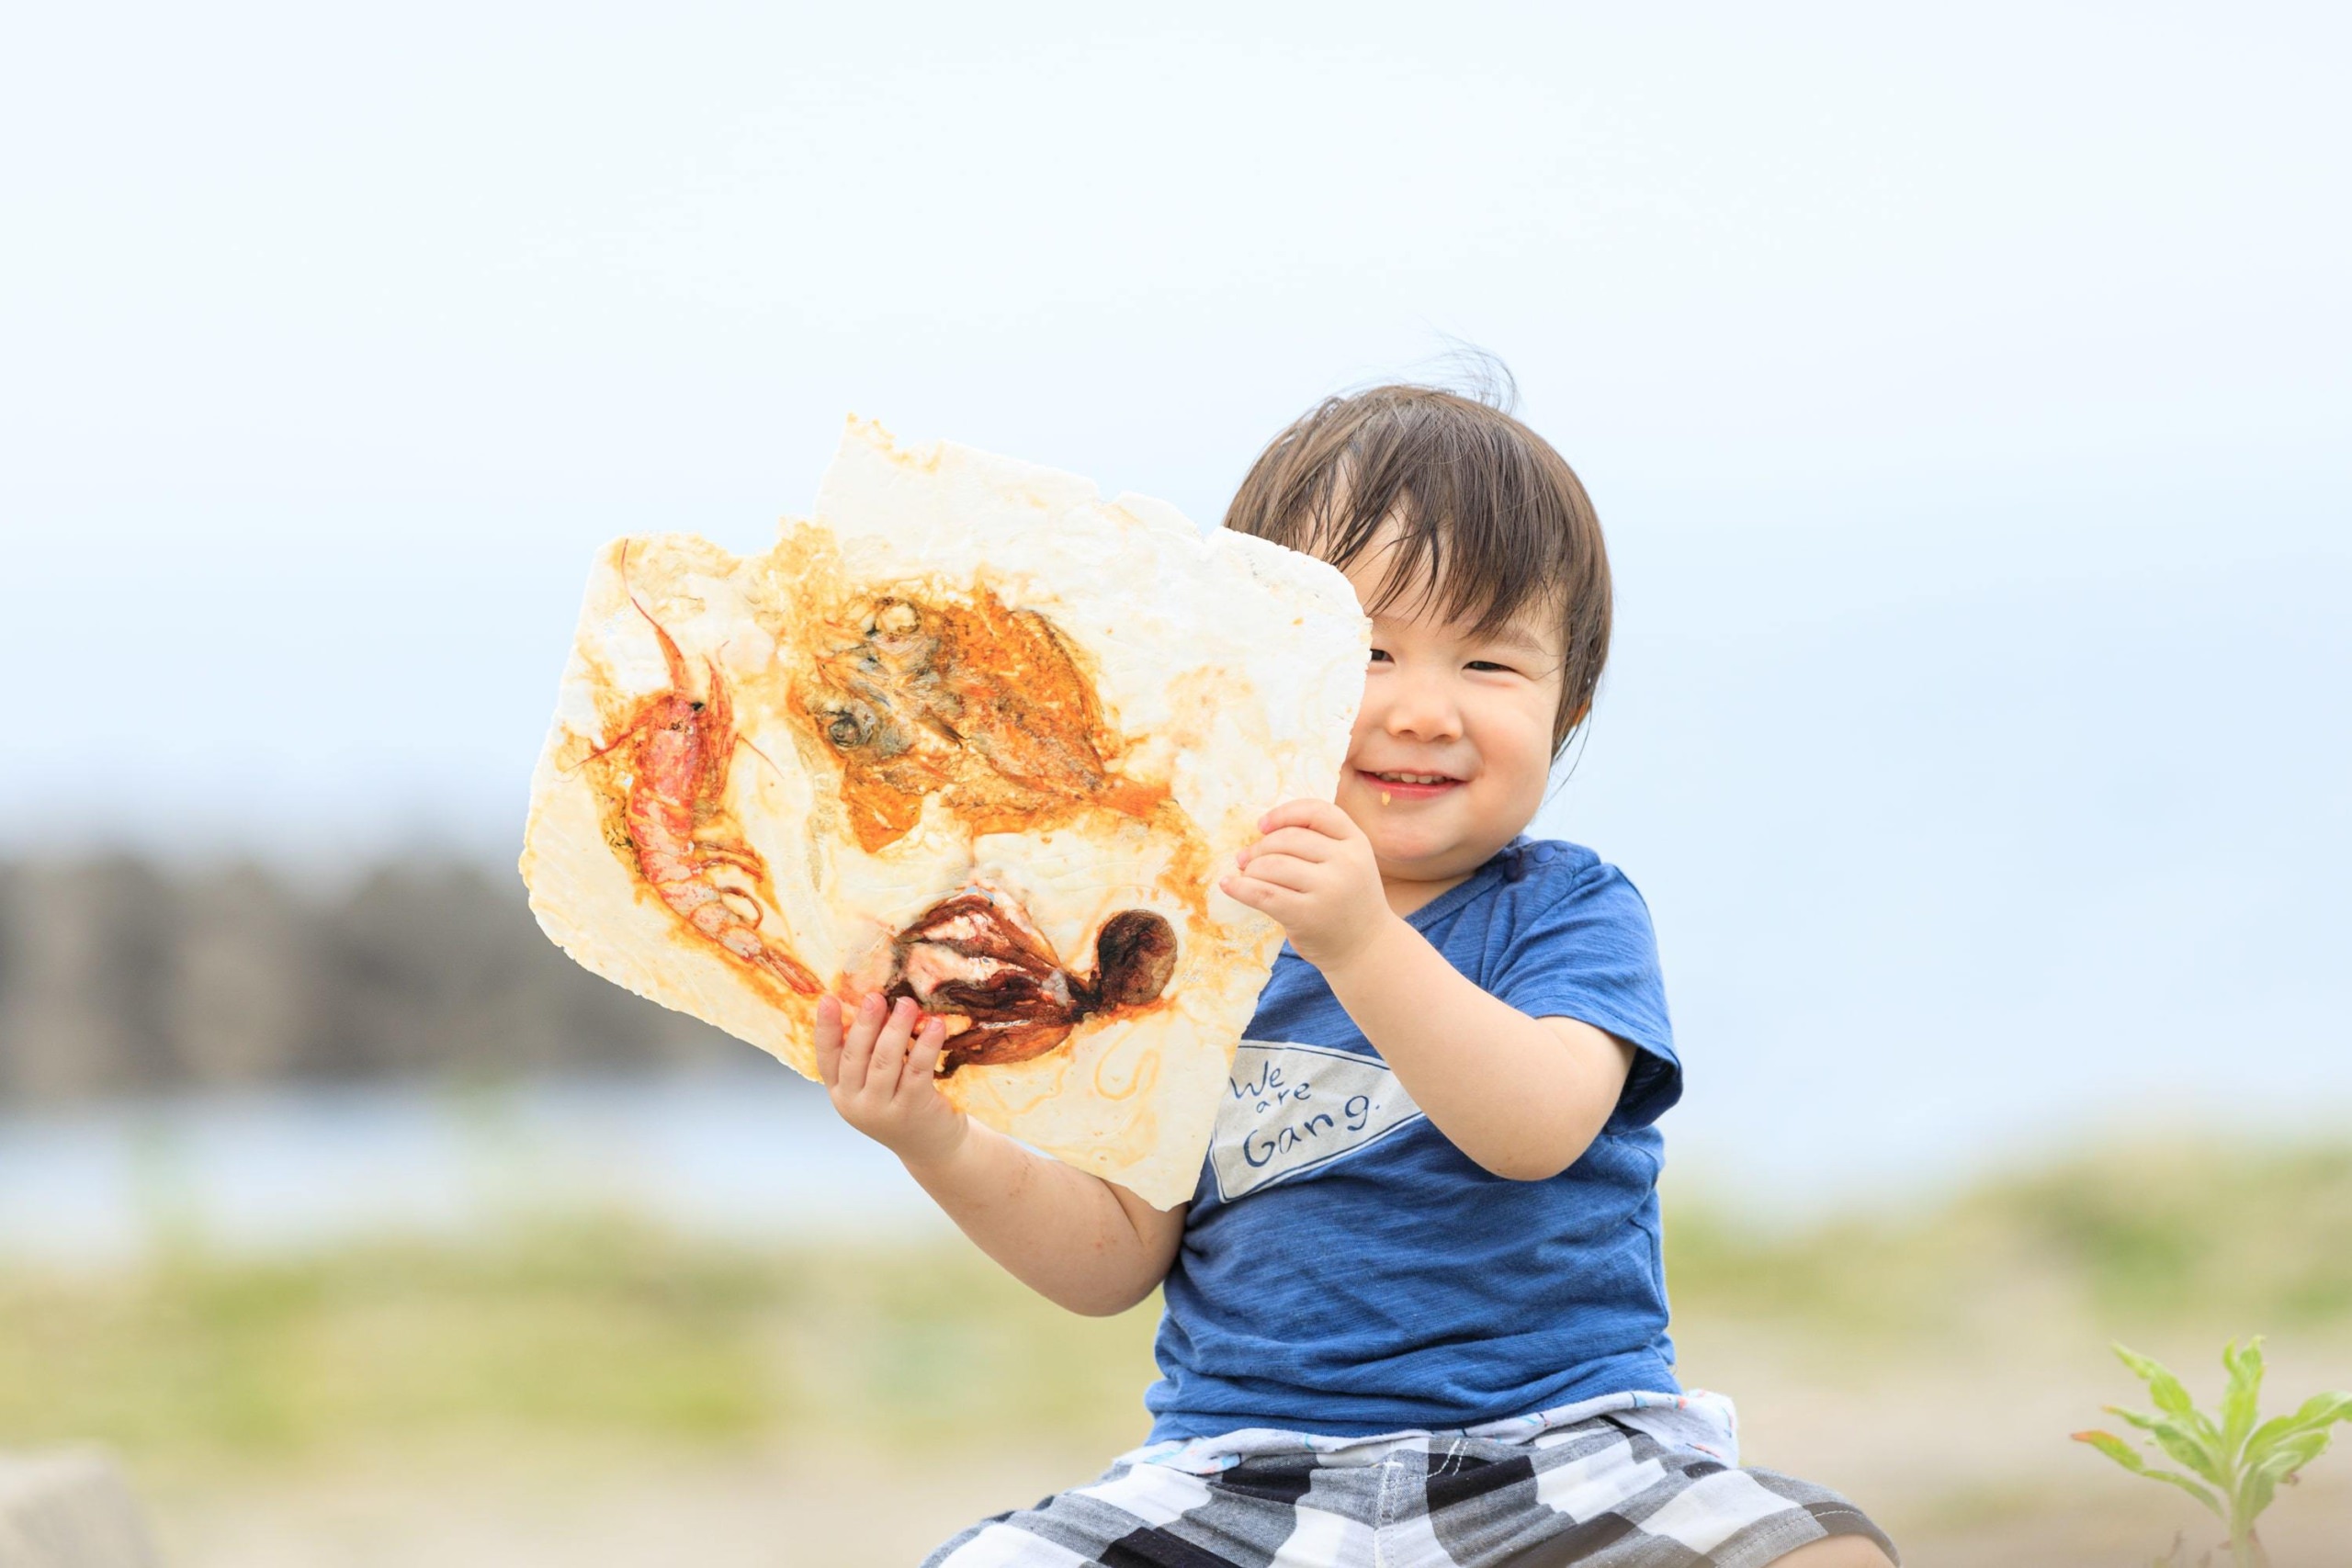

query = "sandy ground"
132;1334;2352;1568
135;1442;2352;1568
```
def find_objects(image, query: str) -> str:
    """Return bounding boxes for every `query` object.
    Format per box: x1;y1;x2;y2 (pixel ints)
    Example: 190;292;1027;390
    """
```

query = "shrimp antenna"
736;731;792;784
616;537;694;693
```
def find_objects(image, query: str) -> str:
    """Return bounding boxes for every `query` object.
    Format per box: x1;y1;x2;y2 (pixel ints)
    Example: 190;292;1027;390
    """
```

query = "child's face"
1334;536;1565;900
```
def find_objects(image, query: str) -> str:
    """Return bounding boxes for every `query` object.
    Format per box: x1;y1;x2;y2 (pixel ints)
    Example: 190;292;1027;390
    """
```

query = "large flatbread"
518;419;1366;1205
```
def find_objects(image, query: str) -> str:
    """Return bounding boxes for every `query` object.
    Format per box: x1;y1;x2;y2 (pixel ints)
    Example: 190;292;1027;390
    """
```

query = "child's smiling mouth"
1357;768;1463;800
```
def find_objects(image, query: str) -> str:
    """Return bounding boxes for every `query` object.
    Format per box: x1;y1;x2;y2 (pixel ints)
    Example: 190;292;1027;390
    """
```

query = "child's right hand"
815;993;967;1168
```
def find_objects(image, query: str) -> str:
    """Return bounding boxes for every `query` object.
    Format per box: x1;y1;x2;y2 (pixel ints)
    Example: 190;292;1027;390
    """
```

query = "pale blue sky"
3;2;2346;1201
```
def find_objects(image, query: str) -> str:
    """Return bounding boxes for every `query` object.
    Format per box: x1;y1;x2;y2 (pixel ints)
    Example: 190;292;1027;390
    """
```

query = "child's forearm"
1220;800;1634;1179
899;1121;1185;1317
1320;918;1634;1180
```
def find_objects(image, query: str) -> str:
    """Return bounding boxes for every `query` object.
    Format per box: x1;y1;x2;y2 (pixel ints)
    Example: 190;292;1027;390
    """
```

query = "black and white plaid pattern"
922;1409;1894;1568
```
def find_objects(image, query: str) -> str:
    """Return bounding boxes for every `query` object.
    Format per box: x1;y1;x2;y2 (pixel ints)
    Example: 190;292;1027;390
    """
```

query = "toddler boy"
817;385;1897;1567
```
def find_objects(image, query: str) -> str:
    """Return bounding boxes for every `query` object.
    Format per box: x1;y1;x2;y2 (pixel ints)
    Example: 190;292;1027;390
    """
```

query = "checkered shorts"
922;1393;1894;1568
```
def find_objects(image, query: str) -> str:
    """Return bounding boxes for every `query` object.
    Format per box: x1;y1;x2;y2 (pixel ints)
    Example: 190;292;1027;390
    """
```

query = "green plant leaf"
2077;1428;2143;1470
2221;1337;2265;1463
2115;1343;2225;1453
2244;1392;2352;1470
2140;1464;2228;1517
2075;1430;2226;1517
2151;1418;2231;1486
2117;1344;2199;1420
2108;1405;2229;1484
2256;1429;2331;1481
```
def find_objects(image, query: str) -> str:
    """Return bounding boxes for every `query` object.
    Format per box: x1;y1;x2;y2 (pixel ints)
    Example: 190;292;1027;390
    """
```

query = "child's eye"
1465;660;1515;673
1368;649;1393;664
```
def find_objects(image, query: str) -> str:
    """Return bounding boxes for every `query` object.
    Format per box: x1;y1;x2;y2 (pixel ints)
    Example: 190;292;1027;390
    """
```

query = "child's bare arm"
816;994;1184;1315
1224;801;1634;1181
1320;923;1632;1179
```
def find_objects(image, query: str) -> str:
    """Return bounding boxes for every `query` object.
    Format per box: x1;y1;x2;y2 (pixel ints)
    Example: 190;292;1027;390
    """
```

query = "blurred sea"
0;1068;947;1265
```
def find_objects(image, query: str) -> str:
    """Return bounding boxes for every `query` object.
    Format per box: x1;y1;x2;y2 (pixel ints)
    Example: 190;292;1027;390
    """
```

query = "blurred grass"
1669;1141;2352;1343
3;1140;2347;1466
0;1217;1159;1461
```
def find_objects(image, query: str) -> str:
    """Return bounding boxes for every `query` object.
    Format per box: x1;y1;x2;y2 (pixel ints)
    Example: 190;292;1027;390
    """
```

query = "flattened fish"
798;590;1166;852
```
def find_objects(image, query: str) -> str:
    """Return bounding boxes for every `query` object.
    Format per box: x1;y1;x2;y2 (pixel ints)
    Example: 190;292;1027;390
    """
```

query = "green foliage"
2016;1147;2352;1323
0;1215;1159;1463
1665;1141;2352;1345
0;1217;779;1455
2073;1337;2352;1568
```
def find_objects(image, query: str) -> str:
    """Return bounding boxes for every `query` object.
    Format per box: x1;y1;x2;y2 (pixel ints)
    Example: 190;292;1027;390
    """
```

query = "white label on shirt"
1209;1039;1426;1202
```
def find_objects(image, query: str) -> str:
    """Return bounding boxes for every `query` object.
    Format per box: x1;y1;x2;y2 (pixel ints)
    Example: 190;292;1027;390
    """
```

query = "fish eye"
819;702;874;749
871;598;921;637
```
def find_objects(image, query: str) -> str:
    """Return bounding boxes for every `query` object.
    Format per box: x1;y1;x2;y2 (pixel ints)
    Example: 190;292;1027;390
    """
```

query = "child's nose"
1379;669;1464;741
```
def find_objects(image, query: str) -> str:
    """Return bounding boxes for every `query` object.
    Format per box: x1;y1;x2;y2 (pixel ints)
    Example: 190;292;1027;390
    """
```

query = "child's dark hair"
1223;380;1611;759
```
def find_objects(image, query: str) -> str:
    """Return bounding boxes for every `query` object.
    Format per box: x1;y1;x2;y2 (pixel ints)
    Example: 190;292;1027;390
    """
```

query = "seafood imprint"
518;419;1367;1206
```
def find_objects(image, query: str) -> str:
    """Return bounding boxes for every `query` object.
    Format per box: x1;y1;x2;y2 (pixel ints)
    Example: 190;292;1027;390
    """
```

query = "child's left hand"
1219;798;1396;973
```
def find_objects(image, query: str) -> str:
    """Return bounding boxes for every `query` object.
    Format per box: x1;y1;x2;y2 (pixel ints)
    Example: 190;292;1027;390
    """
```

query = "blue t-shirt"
1144;836;1682;1441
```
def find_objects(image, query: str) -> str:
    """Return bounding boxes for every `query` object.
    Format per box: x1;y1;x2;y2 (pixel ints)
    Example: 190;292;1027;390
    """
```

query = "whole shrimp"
583;558;820;997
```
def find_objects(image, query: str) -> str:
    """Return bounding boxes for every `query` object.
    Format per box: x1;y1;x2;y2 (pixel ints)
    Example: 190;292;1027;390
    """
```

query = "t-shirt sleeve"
1486;859;1681;1130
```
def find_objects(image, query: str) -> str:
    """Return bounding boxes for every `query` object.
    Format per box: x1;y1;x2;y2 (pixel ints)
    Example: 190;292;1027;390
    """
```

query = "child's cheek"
1333;792;1381;840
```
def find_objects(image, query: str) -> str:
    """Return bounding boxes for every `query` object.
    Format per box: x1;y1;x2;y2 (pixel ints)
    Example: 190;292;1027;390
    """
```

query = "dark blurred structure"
0;856;735;1101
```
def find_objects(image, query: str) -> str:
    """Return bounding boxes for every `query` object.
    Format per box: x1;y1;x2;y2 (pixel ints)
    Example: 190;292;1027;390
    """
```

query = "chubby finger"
1219;873;1302;917
1258;797;1355;838
837;991;886;1090
814;994;845;1088
1232;852;1320;895
1238;826;1338;869
901;1017;947;1093
867;997;916;1089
